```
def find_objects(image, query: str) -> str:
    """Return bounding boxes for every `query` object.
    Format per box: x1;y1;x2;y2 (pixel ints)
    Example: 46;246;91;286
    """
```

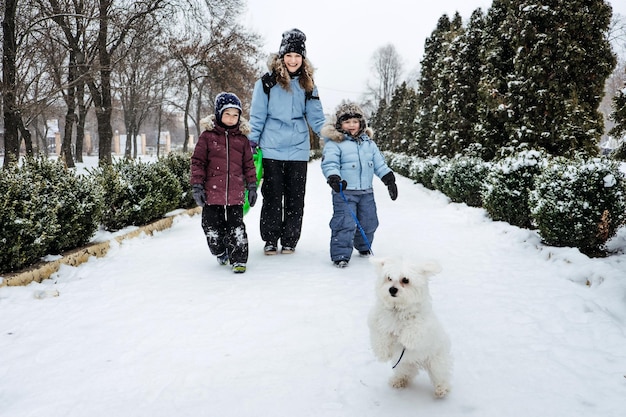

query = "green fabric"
243;148;264;215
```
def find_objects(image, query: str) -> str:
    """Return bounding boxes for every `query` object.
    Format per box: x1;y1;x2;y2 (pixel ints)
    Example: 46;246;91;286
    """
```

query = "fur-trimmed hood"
199;114;250;135
321;115;374;143
267;53;316;93
322;102;373;143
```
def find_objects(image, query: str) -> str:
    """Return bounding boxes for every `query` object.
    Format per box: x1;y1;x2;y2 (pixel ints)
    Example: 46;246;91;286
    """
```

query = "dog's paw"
434;383;450;398
389;375;409;389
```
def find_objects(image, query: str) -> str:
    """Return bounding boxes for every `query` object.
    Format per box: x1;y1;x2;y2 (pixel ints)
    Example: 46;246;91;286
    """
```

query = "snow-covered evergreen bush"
432;156;490;207
40;161;103;254
409;156;444;190
159;152;194;209
92;159;181;231
529;157;626;257
0;158;103;273
482;150;547;228
383;152;412;178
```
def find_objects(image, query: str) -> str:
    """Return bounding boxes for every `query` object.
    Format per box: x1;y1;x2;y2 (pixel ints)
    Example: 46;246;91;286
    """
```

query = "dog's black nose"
389;287;398;296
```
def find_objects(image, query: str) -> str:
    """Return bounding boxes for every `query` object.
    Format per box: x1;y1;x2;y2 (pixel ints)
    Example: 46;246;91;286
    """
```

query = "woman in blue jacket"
321;102;398;268
248;28;325;255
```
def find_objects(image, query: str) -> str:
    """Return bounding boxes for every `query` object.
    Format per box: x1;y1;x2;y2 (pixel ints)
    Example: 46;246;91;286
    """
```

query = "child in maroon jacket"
191;92;257;273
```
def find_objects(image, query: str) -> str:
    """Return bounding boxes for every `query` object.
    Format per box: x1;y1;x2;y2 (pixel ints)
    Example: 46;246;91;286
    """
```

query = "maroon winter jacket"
191;115;256;206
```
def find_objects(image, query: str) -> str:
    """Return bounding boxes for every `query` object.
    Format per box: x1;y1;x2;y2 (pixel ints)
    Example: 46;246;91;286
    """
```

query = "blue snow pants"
329;190;379;262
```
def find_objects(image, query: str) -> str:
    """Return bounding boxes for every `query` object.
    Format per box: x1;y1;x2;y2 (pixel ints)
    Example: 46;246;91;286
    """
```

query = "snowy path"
1;159;625;417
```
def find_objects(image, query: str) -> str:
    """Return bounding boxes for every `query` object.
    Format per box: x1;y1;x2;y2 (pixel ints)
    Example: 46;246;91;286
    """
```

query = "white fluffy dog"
367;257;452;398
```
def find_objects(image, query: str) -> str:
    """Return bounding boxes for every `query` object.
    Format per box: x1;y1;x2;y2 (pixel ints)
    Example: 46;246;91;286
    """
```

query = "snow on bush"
481;150;547;228
410;156;445;190
90;159;182;231
382;152;412;178
529;156;626;257
159;152;195;209
0;158;103;273
432;156;490;207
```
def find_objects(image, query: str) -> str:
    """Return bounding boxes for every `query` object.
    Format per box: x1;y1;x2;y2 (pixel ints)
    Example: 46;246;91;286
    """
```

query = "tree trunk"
76;81;88;161
61;51;77;168
94;0;114;166
183;76;192;153
17;118;34;157
2;0;19;166
95;107;113;165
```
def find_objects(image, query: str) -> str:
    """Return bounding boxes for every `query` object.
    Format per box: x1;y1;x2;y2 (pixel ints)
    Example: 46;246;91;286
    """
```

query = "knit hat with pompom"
214;92;242;121
278;28;306;58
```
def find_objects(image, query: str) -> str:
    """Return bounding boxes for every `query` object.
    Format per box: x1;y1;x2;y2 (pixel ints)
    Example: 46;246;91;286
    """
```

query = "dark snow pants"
201;204;248;264
260;159;307;248
329;190;378;262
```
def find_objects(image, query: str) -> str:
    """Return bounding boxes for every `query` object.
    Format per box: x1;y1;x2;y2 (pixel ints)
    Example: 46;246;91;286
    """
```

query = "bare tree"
33;0;100;167
366;44;404;106
167;12;262;152
3;0;60;164
114;30;168;159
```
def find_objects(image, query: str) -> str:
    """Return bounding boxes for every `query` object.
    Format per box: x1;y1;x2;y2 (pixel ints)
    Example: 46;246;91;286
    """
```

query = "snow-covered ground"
1;158;625;417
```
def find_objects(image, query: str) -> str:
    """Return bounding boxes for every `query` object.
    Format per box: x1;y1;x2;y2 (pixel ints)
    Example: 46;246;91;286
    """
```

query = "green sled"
243;148;263;215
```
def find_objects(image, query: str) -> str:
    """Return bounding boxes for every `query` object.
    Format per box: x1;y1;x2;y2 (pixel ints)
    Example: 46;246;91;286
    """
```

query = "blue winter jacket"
248;76;325;162
321;129;392;191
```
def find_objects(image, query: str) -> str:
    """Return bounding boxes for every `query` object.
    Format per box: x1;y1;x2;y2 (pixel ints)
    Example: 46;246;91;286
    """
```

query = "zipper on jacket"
225;130;230;204
357;138;363;189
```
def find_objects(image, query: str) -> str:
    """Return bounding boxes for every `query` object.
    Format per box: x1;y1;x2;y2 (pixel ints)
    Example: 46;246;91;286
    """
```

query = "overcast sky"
243;0;626;114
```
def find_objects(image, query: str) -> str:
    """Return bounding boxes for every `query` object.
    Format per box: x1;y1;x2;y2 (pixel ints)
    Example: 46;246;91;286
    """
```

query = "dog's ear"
419;260;442;278
369;256;387;268
369;257;388;275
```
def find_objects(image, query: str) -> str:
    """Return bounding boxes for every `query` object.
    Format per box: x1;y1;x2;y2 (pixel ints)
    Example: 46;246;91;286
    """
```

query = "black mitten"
192;184;206;207
327;175;347;193
247;184;257;207
381;172;398;201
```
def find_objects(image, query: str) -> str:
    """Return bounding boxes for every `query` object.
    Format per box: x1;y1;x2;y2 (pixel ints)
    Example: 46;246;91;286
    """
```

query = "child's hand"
381;172;398;201
192;184;206;207
327;175;347;193
247;184;258;207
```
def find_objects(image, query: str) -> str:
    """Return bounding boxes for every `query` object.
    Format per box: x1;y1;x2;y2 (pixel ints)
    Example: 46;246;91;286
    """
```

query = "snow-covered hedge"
1;156;200;274
410;156;445;190
481;150;546;229
89;159;182;231
385;151;626;257
432;156;490;207
382;152;412;178
0;158;103;273
159;152;195;209
529;157;626;256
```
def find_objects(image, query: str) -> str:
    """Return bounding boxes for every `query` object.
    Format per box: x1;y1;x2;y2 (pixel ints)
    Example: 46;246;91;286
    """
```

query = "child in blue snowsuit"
320;102;398;268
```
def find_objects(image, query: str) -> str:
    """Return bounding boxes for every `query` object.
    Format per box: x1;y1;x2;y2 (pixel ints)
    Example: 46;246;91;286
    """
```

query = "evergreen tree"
449;9;486;156
431;12;464;157
398;86;419;154
608;73;626;140
386;82;409;152
504;0;616;157
476;0;518;160
416;15;452;156
372;98;390;151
